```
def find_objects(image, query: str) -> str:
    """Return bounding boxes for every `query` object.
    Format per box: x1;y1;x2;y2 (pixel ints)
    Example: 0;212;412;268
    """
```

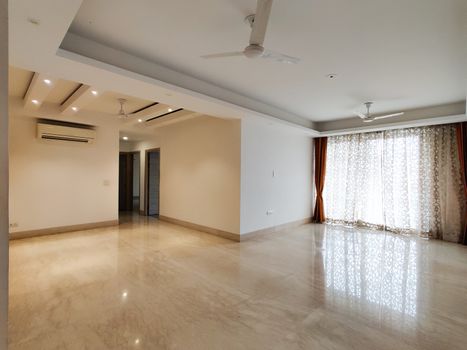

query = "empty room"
1;0;466;349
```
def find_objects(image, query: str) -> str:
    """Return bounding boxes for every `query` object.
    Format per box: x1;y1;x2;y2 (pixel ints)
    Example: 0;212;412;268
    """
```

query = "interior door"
147;150;160;216
119;153;133;211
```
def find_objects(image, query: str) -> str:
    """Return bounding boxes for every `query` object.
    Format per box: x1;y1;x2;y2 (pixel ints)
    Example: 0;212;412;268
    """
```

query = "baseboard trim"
158;215;240;242
240;217;312;241
9;220;119;240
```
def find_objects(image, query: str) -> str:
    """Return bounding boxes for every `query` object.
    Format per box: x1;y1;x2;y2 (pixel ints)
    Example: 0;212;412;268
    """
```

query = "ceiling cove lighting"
43;79;52;85
31;99;39;105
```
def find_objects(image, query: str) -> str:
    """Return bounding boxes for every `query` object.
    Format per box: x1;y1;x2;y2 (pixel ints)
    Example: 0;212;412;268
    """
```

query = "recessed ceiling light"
43;79;52;85
123;136;129;141
134;338;140;345
168;108;173;112
138;119;143;123
71;106;78;112
31;99;39;105
326;73;338;79
91;90;98;96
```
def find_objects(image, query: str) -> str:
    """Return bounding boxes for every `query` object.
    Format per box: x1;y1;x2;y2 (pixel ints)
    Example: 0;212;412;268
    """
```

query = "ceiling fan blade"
374;112;404;120
201;51;245;59
354;111;367;119
249;0;273;46
261;49;300;64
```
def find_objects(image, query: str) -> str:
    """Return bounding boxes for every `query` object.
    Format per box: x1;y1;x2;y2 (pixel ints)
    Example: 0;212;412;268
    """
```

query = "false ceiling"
68;0;467;121
8;66;196;135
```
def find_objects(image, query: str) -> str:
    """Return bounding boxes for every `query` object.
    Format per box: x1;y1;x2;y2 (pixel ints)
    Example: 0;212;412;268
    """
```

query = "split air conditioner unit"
37;120;96;144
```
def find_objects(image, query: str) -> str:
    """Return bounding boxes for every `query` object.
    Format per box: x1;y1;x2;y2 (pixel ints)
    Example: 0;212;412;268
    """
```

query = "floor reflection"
323;226;418;317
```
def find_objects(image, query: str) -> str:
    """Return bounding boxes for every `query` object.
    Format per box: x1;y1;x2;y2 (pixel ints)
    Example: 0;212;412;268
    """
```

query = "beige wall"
124;116;242;235
0;0;8;347
9;116;119;233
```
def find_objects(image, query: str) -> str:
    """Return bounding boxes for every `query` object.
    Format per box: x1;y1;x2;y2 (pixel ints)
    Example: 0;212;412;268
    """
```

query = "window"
324;124;465;242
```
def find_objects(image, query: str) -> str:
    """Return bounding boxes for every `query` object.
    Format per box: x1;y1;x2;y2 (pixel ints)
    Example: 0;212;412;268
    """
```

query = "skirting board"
240;217;312;241
158;215;240;242
9;220;119;240
159;215;312;242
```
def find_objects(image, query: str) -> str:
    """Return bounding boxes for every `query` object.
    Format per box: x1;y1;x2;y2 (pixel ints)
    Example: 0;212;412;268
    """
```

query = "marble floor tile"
8;215;467;349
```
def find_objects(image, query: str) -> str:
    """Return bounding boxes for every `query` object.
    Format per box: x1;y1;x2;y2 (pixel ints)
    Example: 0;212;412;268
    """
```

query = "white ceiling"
69;0;467;121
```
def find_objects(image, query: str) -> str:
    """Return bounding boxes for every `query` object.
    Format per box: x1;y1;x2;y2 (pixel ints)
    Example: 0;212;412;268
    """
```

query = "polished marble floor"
8;215;467;349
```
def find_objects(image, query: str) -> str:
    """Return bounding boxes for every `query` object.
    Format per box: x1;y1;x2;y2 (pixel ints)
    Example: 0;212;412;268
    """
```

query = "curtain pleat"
312;137;327;223
456;122;467;245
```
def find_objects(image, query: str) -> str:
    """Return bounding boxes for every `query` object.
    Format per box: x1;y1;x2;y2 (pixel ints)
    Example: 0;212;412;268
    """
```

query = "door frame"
119;151;140;212
144;148;161;216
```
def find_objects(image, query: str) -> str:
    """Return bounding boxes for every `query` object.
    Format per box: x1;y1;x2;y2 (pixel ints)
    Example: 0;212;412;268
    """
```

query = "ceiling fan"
201;0;299;64
355;102;404;123
117;98;132;118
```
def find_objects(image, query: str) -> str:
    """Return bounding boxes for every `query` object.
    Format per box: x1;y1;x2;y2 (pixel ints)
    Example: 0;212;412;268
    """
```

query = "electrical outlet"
9;222;18;228
103;180;110;186
266;210;274;215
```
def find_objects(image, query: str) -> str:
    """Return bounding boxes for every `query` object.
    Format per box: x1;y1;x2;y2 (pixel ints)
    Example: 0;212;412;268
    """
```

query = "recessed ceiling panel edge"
59;32;316;130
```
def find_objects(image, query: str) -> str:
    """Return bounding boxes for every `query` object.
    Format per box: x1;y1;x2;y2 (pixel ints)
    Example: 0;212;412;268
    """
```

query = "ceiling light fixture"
138;119;143;123
123;136;129;141
71;106;78;112
168;108;173;112
31;99;39;105
91;90;98;96
326;73;337;79
43;79;52;85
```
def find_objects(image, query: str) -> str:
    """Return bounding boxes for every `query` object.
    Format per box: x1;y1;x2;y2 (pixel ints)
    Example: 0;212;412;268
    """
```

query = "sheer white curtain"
324;124;465;242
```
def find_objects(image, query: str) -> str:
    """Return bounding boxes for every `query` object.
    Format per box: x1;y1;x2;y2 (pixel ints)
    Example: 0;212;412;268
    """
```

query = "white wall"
240;118;313;234
125;116;241;234
9;112;312;239
0;0;8;346
9;116;119;232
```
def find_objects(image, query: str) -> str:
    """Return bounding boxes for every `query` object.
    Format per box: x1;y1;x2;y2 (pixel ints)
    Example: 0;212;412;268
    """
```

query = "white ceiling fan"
355;102;404;123
117;98;133;118
201;0;299;64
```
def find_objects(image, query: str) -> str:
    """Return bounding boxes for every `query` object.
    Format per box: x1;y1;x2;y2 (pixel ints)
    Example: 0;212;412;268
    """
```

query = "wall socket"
266;210;274;215
9;222;18;228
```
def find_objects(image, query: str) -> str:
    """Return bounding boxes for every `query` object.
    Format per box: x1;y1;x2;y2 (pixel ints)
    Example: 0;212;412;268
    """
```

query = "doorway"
145;149;160;216
119;152;140;212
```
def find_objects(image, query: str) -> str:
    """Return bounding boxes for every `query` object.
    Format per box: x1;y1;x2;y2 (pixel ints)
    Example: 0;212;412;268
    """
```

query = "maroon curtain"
312;137;328;223
456;122;467;245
